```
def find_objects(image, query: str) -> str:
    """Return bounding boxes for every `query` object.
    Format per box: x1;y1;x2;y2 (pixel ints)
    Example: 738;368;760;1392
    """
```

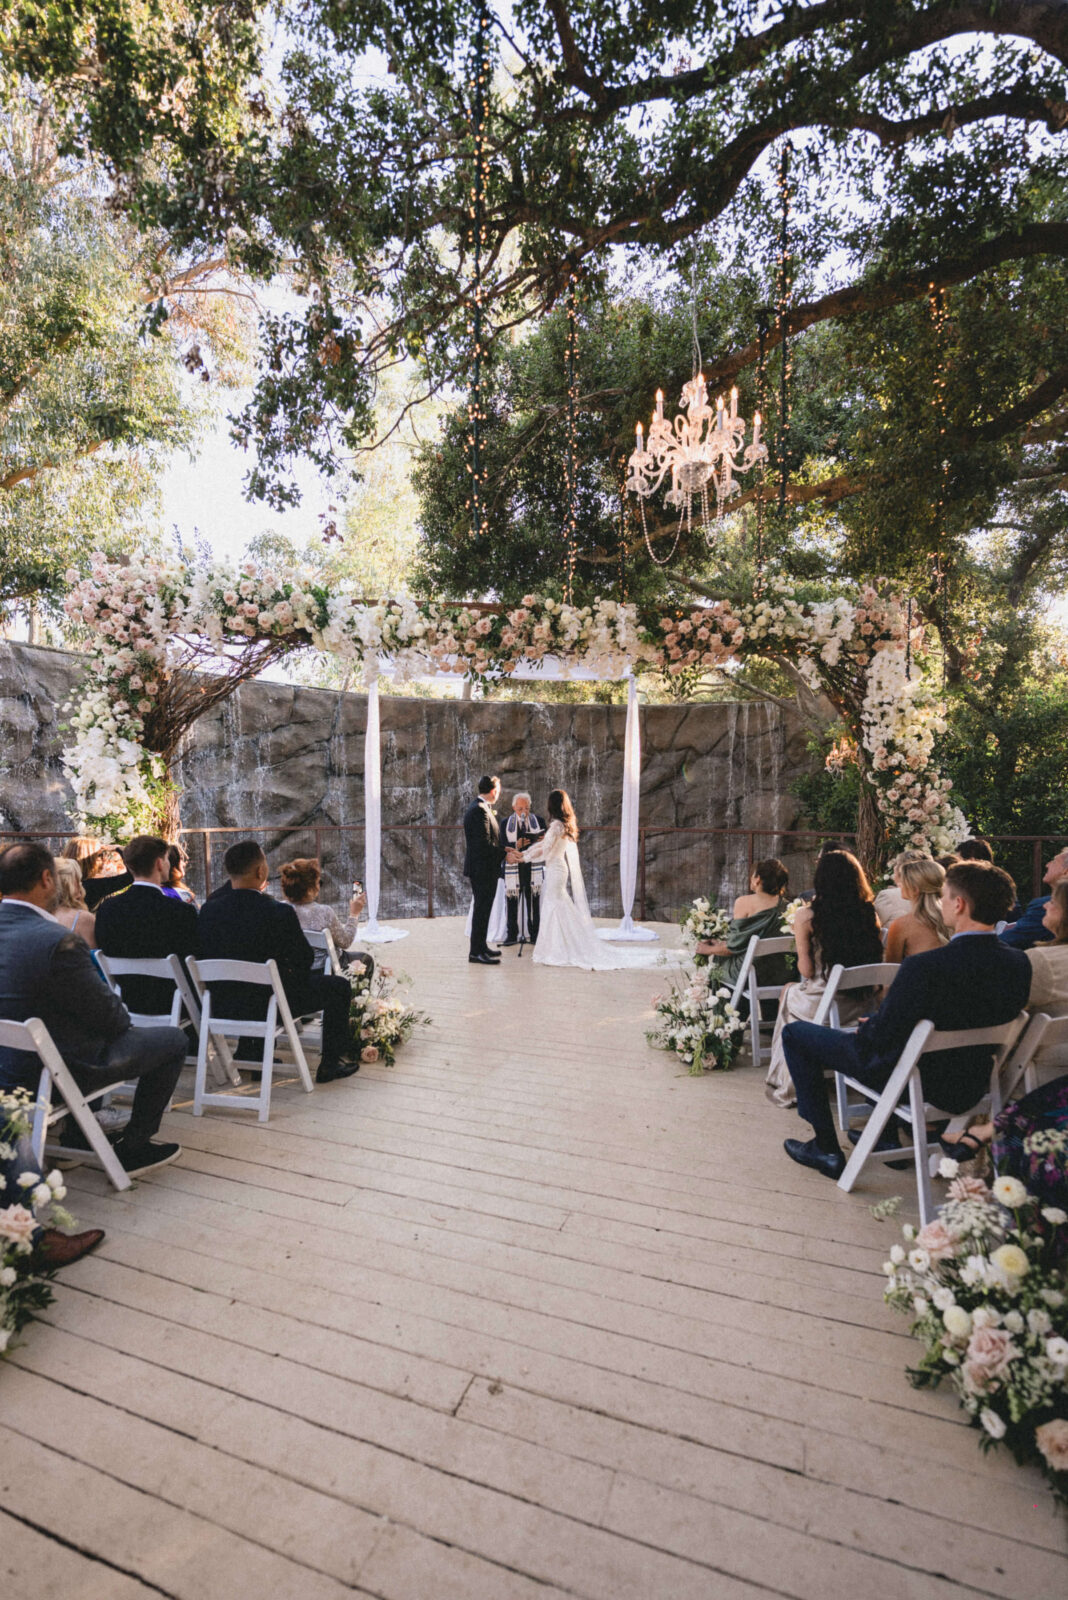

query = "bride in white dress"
521;790;666;971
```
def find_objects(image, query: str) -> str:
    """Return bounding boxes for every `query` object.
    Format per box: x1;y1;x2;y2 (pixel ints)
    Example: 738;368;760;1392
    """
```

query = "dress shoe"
784;1137;846;1180
847;1125;903;1152
469;953;499;965
112;1139;182;1177
501;938;519;947
485;946;502;957
316;1059;360;1083
34;1228;105;1269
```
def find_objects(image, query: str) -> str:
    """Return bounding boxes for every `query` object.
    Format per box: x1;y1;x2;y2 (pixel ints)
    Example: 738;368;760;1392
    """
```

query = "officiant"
503;792;546;946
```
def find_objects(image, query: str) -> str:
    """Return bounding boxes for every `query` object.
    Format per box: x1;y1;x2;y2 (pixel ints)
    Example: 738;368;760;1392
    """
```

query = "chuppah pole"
361;676;409;944
599;671;658;943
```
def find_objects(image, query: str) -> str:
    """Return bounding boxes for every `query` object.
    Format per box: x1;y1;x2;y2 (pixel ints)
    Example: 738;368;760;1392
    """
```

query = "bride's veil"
564;837;593;925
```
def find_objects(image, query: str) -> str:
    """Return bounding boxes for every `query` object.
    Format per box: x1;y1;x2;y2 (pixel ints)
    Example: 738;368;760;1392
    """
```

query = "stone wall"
0;640;825;918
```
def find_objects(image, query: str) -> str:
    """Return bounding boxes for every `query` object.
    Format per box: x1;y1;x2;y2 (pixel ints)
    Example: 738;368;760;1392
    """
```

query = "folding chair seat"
186;957;315;1123
836;1011;1029;1224
0;1017;132;1191
992;1012;1068;1115
746;936;796;1067
96;951;239;1088
811;961;901;1131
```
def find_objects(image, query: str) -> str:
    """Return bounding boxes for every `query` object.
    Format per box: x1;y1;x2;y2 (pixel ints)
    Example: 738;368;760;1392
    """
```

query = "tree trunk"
856;762;886;880
161;780;182;843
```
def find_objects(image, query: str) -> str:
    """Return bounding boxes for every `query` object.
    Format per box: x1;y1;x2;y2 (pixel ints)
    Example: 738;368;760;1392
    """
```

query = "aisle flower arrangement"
0;1090;74;1356
347;961;430;1067
61;556;966;856
883;1166;1068;1499
679;897;731;967
647;971;746;1073
780;896;807;932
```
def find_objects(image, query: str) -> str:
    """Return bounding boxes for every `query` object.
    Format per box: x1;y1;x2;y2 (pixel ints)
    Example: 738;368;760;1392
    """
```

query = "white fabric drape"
599;671;657;942
361;678;408;944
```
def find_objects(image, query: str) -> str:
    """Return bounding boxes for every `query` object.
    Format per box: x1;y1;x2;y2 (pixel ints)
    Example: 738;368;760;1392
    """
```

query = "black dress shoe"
501;938;519;947
784;1137;846;1180
469;953;500;965
847;1125;903;1152
316;1059;360;1083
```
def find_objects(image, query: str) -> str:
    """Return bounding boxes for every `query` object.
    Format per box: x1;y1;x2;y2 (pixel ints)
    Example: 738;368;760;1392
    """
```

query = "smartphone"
352;880;364;896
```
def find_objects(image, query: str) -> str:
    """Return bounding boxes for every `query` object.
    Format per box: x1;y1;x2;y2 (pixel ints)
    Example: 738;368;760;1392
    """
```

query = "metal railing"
6;825;1062;921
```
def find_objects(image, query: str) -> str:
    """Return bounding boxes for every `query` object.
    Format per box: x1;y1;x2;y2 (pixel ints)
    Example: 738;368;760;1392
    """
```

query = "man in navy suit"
95;834;198;1015
463;775;505;964
999;844;1068;949
781;861;1031;1179
196;840;358;1083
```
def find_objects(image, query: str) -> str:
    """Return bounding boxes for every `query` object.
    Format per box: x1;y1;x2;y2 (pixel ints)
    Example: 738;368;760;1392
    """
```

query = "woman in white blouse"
280;857;366;950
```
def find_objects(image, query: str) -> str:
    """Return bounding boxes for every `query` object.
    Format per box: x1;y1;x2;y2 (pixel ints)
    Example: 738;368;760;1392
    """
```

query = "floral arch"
60;556;967;875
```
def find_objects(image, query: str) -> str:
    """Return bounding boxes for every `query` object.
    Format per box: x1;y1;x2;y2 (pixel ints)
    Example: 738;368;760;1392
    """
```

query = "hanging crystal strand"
776;144;794;515
618;456;628;599
465;0;489;539
563;272;579;601
755;307;769;593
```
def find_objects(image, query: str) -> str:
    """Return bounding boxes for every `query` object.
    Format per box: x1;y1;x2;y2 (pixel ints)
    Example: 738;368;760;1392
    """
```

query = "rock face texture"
0;640;824;917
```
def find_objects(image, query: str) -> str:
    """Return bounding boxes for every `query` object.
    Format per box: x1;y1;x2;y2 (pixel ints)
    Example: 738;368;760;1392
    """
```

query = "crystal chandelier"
626;376;767;549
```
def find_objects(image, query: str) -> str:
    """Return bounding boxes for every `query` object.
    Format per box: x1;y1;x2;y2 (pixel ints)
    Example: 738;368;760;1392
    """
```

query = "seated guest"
279;857;368;966
95;835;198;1017
0;842;186;1176
766;850;884;1107
935;852;961;872
63;837;133;910
884;857;948;963
1000;845;1068;949
53;858;96;947
197;840;358;1084
163;843;197;905
873;849;929;927
695;857;789;989
957;837;994;862
939;1072;1068;1225
781;861;1030;1178
1026;878;1068;1013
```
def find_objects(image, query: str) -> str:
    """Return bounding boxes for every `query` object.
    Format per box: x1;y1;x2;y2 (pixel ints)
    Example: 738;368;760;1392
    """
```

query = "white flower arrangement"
647;971;746;1073
679;897;731;966
0;1090;75;1356
883;1172;1068;1500
347;961;430;1067
780;896;807;932
61;560;962;857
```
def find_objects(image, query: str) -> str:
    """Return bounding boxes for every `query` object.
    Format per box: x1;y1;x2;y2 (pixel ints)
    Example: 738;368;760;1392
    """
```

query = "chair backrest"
994;1010;1068;1112
304;927;344;976
192;958;275;988
813;961;900;1028
748;935;796;996
729;935;759;1010
94;951;188;1028
0;1015;62;1070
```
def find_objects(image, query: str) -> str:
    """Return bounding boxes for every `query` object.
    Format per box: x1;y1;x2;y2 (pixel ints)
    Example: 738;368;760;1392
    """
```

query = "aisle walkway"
2;918;1064;1598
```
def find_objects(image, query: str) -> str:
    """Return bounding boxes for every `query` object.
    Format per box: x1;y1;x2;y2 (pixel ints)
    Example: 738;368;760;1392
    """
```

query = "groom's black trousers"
468;871;498;957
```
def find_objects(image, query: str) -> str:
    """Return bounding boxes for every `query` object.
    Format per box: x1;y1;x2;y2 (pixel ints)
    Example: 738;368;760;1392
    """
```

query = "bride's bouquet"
347;961;430;1066
780;896;807;933
679;897;730;967
647;971;746;1074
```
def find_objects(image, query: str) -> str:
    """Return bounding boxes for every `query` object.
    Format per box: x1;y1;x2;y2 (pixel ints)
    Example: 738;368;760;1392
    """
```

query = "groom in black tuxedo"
463;775;504;964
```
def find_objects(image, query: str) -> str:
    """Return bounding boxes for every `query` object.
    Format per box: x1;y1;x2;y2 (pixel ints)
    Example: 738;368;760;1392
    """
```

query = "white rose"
972;1305;1001;1328
889;1244;906;1264
31;1183;52;1208
0;1265;15;1287
16;1173;38;1188
1046;1337;1068;1366
908;1248;931;1272
1040;1207;1067;1226
937;1156;959;1179
1027;1308;1053;1337
932;1286;955;1311
913;1295;929;1315
980;1408;1006;1440
1003;1310;1024;1335
943;1305;973;1340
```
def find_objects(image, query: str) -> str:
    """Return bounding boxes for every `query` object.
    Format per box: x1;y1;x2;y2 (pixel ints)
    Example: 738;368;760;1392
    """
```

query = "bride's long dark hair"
547;789;580;840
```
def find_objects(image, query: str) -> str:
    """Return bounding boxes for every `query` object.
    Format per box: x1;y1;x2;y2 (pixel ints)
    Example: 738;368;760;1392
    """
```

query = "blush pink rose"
963;1326;1018;1393
1035;1419;1068;1473
360;1045;380;1064
949;1175;990;1202
915;1219;958;1261
0;1204;37;1248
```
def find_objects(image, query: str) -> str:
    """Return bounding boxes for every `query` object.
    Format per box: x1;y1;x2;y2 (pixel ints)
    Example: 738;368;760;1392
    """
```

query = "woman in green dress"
696;858;789;993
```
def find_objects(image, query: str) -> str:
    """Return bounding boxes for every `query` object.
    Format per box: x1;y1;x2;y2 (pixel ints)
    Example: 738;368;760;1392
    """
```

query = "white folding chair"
187;957;315;1123
836;1011;1029;1224
304;927;345;977
812;961;901;1132
747;936;796;1067
0;1017;132;1191
96;951;239;1087
993;1012;1068;1114
729;935;759;1012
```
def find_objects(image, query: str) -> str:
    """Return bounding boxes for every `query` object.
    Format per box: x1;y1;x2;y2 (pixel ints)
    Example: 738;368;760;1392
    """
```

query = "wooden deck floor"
2;916;1064;1599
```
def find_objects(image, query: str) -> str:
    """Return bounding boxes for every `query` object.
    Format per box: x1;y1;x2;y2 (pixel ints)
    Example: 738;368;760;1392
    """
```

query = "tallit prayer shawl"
503;812;545;899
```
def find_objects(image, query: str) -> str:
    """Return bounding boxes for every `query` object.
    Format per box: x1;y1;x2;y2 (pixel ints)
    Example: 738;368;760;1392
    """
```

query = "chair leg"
910;1073;936;1226
30;1071;53;1168
258;1028;275;1123
837;1062;913;1195
834;1072;851;1134
193;1000;212;1117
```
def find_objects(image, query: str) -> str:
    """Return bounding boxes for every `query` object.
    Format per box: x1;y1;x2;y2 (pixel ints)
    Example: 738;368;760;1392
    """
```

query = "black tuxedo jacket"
463;798;504;883
95;883;198;1015
855;932;1031;1112
196;887;316;1019
0;902;131;1089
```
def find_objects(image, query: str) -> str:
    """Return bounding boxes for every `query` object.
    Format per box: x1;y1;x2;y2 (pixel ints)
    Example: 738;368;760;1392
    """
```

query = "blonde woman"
884;857;948;963
53;857;97;947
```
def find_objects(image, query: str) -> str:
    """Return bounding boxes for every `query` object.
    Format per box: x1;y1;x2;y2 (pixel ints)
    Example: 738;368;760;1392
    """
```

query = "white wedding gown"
525;820;666;971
